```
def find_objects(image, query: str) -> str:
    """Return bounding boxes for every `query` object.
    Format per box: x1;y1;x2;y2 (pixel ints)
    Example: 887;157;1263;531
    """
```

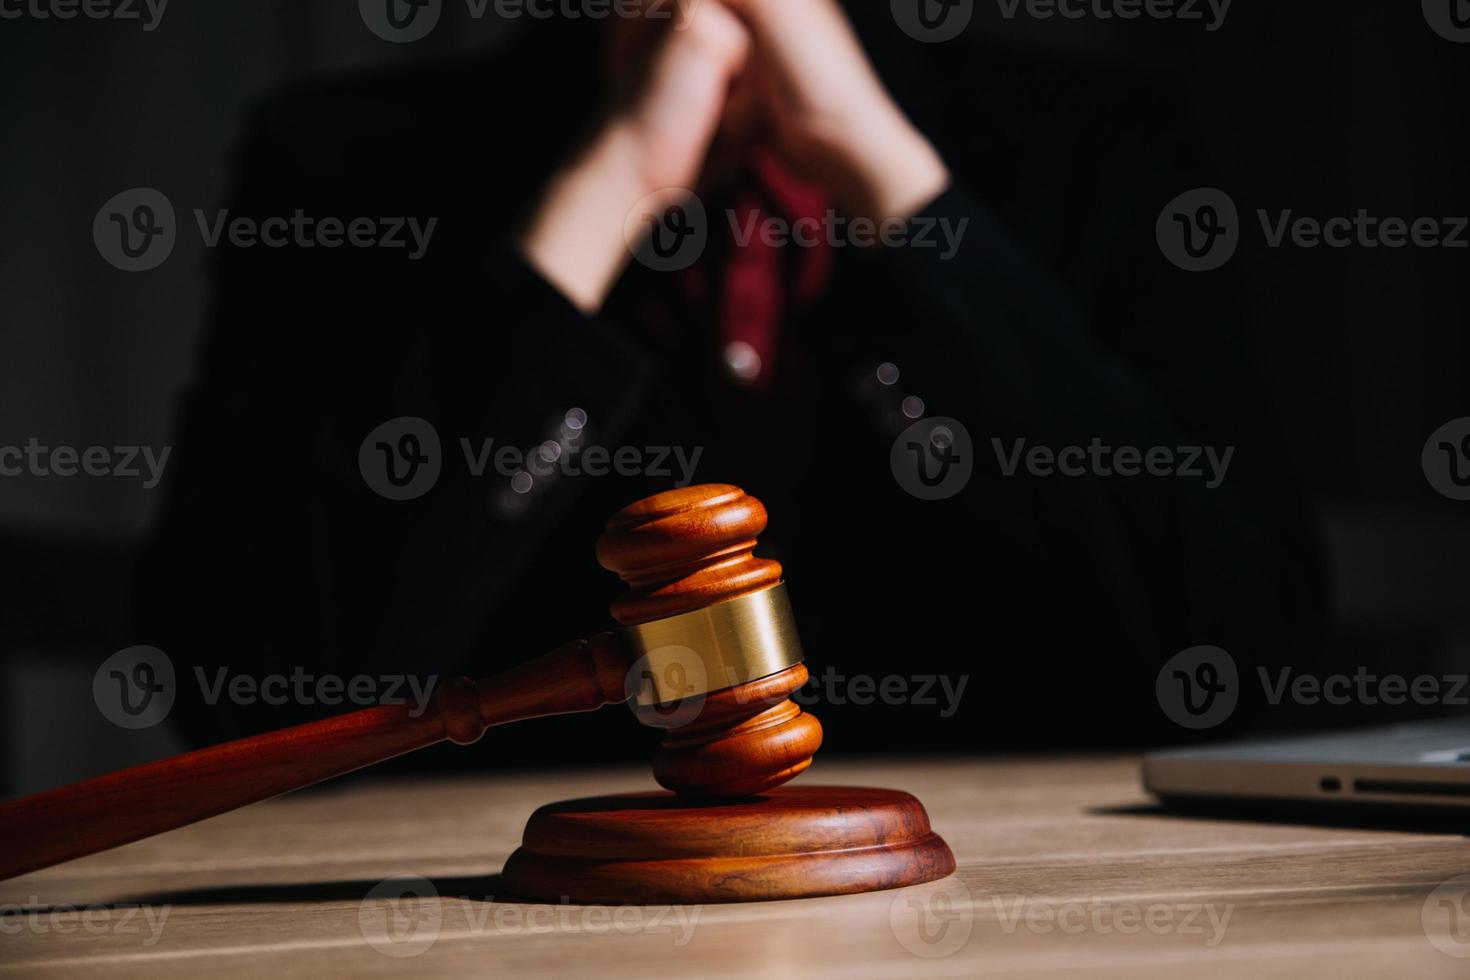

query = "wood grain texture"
601;484;820;798
597;484;782;625
635;663;823;798
4;756;1469;979
500;786;955;903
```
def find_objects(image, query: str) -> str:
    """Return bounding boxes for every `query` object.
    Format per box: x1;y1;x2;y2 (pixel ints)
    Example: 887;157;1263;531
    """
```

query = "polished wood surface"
4;756;1466;978
636;663;823;798
0;634;630;881
597;483;782;625
501;785;955;904
503;485;945;902
600;484;822;798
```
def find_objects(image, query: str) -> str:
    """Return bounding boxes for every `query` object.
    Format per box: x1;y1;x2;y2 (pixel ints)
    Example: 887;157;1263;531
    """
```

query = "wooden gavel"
0;484;823;882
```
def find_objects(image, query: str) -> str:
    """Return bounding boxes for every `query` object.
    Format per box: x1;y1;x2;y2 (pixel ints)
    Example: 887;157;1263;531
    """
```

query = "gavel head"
597;484;823;799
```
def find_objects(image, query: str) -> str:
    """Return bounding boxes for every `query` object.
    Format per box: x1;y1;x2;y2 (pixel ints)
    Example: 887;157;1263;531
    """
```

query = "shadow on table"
106;874;509;911
1095;800;1470;836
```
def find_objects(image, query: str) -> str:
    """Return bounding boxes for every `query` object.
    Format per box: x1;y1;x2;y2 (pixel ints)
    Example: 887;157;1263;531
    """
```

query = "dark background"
1;1;1467;795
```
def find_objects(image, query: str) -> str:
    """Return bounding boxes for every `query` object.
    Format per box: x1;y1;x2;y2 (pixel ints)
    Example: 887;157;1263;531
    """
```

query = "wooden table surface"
3;756;1469;978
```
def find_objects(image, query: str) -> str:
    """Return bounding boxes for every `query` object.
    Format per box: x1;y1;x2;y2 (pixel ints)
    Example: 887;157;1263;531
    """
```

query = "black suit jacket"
138;17;1323;770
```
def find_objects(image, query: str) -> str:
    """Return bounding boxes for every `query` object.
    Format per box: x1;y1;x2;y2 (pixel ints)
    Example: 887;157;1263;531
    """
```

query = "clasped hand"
521;0;950;311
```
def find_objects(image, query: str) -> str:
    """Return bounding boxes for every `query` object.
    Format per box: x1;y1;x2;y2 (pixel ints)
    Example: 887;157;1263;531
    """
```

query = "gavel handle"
0;633;629;882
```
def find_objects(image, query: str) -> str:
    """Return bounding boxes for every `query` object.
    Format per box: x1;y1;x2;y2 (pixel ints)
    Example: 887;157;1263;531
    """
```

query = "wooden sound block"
500;785;956;904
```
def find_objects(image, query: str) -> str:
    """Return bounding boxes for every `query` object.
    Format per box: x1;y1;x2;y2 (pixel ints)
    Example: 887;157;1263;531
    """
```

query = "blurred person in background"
138;0;1323;769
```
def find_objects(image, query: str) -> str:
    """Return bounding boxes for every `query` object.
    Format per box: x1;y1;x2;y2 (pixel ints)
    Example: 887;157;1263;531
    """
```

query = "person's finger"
604;0;717;80
722;0;881;110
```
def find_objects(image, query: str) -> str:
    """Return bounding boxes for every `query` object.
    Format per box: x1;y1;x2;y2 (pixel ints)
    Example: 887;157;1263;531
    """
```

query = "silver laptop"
1143;718;1470;810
